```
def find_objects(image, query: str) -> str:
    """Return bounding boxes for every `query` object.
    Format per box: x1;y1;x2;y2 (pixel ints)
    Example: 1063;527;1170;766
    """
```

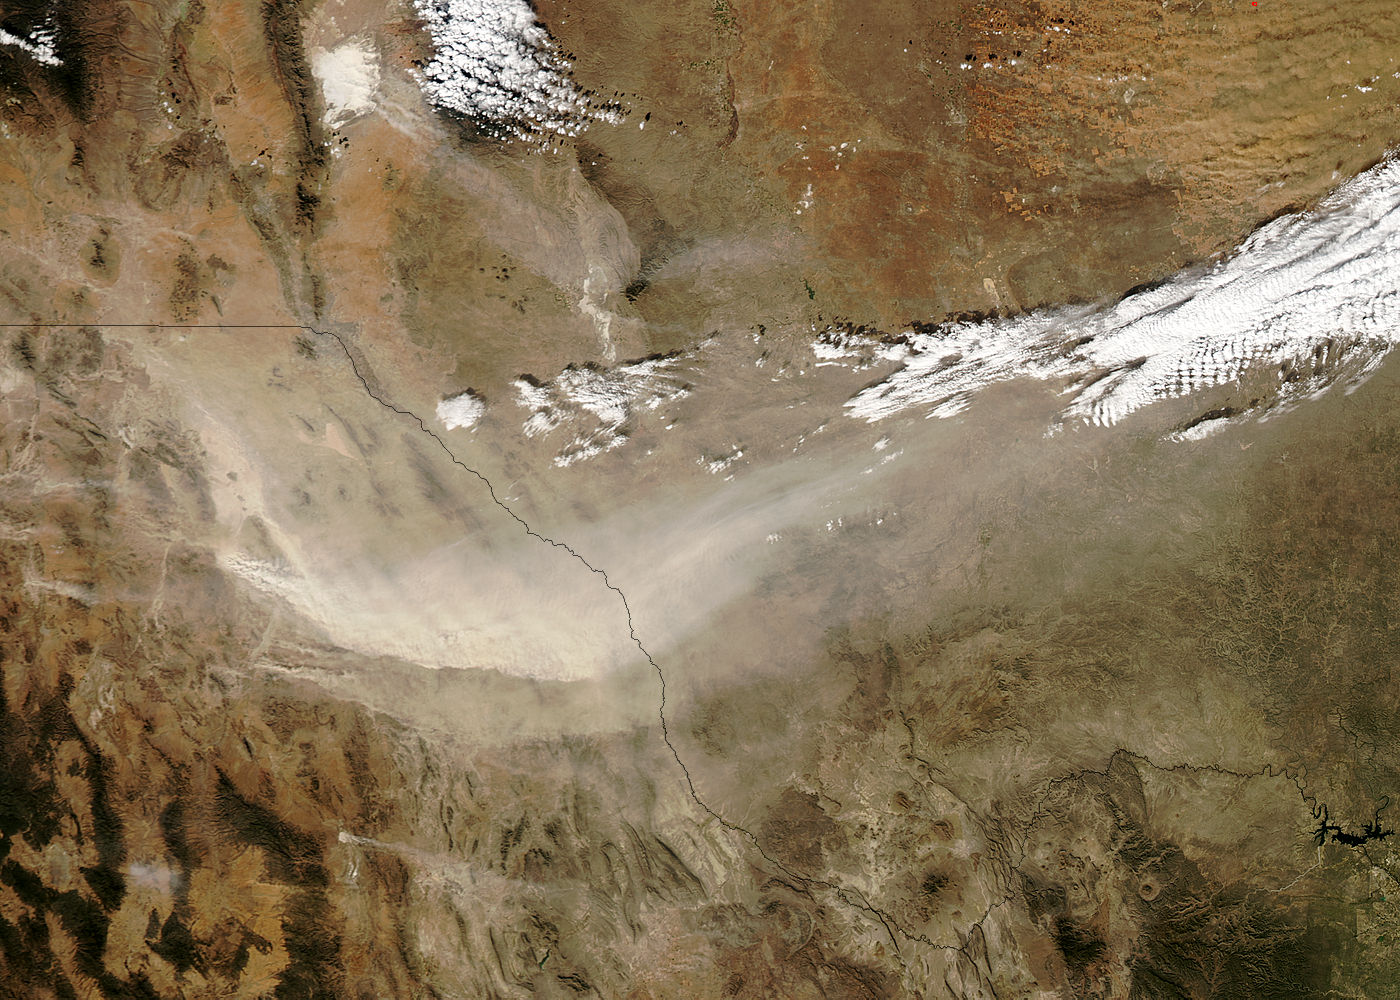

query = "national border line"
0;321;1016;967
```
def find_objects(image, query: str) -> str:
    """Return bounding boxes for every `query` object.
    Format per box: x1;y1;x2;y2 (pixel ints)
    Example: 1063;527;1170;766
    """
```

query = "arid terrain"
1;0;1399;997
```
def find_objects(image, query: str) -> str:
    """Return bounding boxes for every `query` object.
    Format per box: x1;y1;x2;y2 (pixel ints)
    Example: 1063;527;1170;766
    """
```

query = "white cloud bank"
436;389;486;430
833;156;1400;436
410;0;622;141
0;18;60;67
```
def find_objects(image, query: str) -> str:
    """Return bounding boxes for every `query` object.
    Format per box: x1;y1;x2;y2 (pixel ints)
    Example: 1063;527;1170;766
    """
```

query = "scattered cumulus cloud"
514;356;690;466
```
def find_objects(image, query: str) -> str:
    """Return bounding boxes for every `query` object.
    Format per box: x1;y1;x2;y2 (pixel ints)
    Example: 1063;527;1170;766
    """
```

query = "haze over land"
0;0;1398;997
